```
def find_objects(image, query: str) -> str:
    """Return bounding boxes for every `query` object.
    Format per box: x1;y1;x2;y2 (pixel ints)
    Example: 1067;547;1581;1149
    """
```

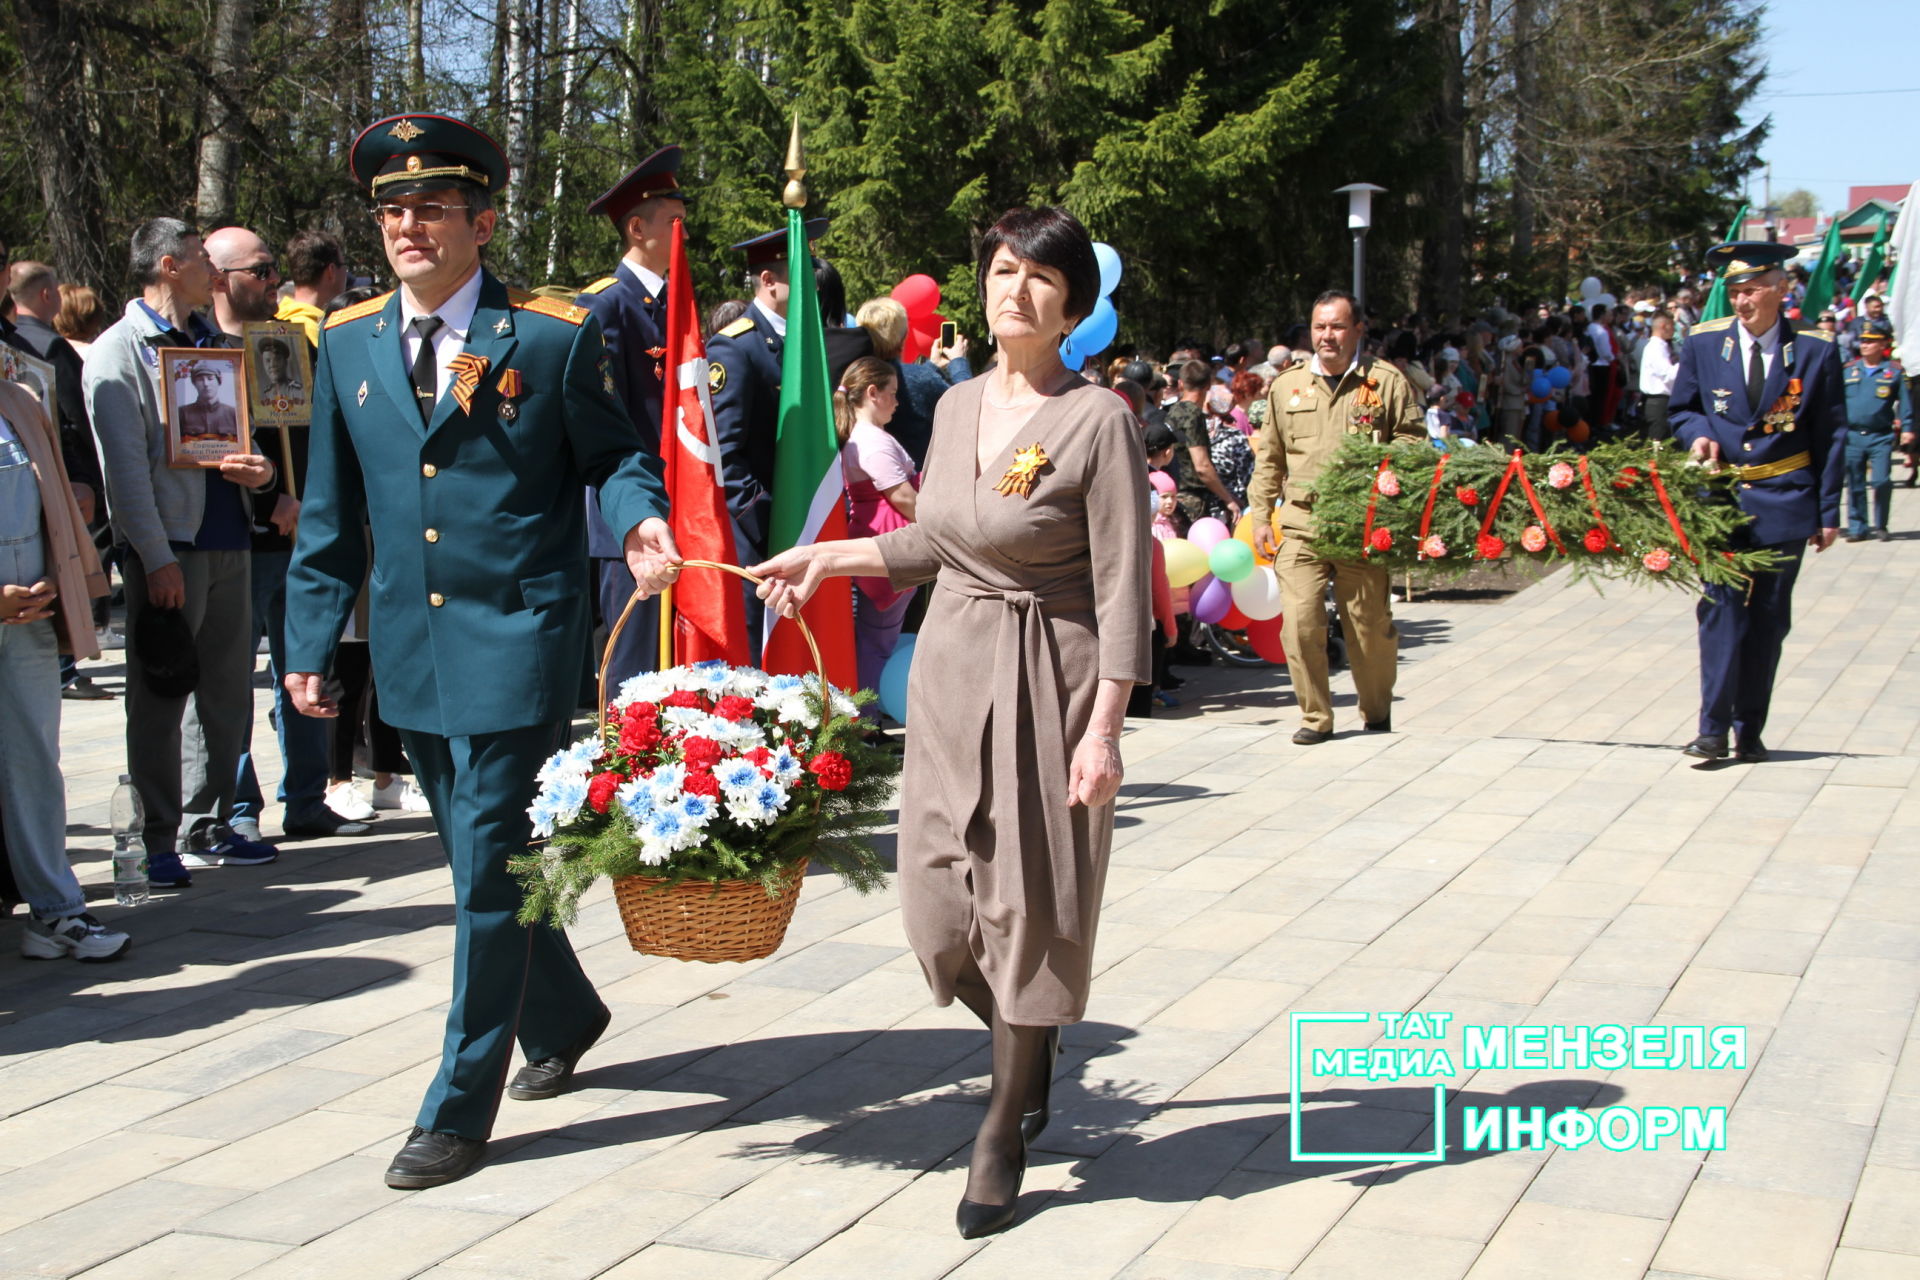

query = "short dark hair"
1311;290;1360;322
1178;359;1212;392
285;230;346;289
814;256;847;325
976;205;1100;329
130;217;199;286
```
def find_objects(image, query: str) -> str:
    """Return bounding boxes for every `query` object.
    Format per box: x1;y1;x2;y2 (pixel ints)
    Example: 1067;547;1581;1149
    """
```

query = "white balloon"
1579;275;1603;300
1230;566;1283;621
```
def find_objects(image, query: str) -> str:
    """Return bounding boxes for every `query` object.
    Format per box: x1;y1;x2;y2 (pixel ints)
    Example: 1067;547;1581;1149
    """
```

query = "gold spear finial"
782;113;807;209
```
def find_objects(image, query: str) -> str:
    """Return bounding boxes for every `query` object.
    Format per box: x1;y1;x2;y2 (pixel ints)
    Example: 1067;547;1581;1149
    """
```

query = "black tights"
951;961;1053;1207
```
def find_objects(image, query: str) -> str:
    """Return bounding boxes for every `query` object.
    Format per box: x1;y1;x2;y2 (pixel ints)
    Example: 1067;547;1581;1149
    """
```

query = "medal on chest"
1349;377;1380;431
993;443;1050;499
1711;389;1732;415
1762;377;1801;433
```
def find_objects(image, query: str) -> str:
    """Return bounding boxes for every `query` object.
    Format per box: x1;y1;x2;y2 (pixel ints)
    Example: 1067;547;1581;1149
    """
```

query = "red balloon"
1246;614;1286;664
902;311;943;364
890;274;941;319
1217;604;1251;631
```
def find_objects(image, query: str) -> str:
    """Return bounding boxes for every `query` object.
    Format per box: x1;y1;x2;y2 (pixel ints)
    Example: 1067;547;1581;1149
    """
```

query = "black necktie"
1746;337;1765;414
409;315;444;421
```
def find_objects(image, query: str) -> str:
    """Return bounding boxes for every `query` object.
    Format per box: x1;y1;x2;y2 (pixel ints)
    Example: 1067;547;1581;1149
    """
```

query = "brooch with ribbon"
993;443;1049;498
447;353;491;414
1349;377;1380;432
495;368;525;419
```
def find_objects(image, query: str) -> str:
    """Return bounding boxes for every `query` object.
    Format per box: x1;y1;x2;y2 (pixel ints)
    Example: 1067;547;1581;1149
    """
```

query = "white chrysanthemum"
721;667;771;698
768;745;804;784
724;780;791;828
716;759;761;790
677;793;717;827
662;706;715;734
536;738;601;785
647;762;687;808
615;778;654;825
613;671;675;708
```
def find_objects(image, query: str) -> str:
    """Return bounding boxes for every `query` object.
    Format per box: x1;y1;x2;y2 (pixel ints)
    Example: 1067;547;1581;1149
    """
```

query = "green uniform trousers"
401;720;607;1140
1274;538;1398;733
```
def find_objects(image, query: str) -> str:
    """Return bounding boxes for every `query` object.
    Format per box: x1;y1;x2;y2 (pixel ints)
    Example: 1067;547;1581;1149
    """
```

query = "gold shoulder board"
508;288;589;327
579;277;618;296
718;316;756;339
1799;326;1834;342
1691;316;1735;334
324;291;394;329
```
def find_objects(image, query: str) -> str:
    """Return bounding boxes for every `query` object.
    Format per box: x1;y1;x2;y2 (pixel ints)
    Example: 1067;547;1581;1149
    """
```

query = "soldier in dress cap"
1668;240;1845;763
283;112;681;1190
576;146;695;690
1839;317;1910;541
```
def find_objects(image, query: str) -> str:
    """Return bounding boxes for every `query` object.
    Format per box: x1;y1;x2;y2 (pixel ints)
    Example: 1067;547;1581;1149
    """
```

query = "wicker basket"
597;560;826;963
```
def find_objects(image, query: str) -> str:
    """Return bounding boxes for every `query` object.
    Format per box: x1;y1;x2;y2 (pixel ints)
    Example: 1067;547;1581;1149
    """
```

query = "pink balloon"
1191;574;1232;624
890;274;941;319
1188;517;1231;550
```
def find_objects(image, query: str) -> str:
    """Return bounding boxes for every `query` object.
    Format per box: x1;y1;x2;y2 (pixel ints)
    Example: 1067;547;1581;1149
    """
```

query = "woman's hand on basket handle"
625;517;683;598
749;544;832;620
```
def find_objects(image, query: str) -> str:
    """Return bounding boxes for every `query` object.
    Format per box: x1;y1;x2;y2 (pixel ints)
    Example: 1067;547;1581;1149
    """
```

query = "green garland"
1301;439;1782;591
510;689;898;929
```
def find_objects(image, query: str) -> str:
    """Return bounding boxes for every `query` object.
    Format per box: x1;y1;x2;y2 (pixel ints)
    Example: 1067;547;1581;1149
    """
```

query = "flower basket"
511;560;897;963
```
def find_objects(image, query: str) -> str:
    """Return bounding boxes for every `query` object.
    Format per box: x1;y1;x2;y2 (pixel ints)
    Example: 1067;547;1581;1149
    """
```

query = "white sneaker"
23;913;131;962
372;779;431;812
325;782;376;822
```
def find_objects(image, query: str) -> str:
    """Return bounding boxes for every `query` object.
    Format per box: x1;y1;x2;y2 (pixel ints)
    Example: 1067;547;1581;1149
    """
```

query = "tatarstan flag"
761;207;857;691
663;217;749;666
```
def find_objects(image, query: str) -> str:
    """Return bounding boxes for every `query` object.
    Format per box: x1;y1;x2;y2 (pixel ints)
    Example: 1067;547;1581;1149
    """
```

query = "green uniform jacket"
284;269;667;736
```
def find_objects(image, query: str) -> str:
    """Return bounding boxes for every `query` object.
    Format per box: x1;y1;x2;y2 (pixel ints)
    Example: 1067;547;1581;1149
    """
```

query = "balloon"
1093;242;1123;297
1188;517;1231;550
1233;512;1274;565
1060;297;1118;367
1208;537;1255;583
1148;470;1176;494
1530;373;1552;399
1245;614;1286;664
890;273;941;319
1543;409;1561;433
1162;537;1210;588
1580;276;1602;300
1547;365;1572;389
1230;565;1283;620
1567;420;1591;444
1593;293;1616;309
877;635;915;724
1191;574;1232;624
1217;604;1251;631
902;311;944;364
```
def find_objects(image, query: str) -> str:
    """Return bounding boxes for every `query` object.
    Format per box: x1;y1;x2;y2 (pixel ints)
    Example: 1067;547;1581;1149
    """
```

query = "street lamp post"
1334;183;1387;312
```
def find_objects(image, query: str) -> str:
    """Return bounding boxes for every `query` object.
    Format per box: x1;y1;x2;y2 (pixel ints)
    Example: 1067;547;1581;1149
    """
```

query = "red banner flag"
663;219;750;665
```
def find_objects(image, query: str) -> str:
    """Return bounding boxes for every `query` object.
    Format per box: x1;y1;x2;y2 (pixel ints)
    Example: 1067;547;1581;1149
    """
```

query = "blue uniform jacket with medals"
284;269;667;736
1841;357;1909;433
706;305;782;560
578;262;665;558
1668;316;1846;545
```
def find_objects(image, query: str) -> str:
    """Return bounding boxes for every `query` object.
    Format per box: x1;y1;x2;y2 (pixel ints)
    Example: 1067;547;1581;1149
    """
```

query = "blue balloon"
1547;365;1572;389
1060;296;1119;366
878;634;916;724
1530;373;1552;398
1093;241;1123;297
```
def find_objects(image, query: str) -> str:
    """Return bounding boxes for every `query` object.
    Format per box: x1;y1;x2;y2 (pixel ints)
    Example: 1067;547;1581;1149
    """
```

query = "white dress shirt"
398;266;485;403
1736;318;1784;388
621;259;665;301
1639;336;1679;396
752;297;787;339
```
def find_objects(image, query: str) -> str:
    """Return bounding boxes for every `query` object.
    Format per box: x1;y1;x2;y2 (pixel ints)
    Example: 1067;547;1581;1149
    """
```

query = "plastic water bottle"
110;776;148;907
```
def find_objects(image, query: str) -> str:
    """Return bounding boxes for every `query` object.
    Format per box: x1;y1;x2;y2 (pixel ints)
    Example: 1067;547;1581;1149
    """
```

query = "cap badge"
390;120;426;142
406;155;423;172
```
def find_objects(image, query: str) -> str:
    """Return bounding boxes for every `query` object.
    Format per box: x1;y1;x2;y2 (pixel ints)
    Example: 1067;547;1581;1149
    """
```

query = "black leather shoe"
385;1127;487;1188
1292;727;1332;745
1019;1026;1062;1147
1681;734;1728;761
1364;717;1392;732
1735;738;1769;763
956;1144;1028;1239
508;1006;611;1100
1877;529;1893;543
282;810;372;839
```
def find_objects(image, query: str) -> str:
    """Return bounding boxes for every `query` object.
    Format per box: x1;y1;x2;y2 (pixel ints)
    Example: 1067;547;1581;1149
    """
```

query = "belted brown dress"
876;375;1151;1025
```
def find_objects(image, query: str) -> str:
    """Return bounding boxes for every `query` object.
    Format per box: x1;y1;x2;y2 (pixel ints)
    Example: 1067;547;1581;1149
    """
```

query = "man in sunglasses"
284;113;678;1191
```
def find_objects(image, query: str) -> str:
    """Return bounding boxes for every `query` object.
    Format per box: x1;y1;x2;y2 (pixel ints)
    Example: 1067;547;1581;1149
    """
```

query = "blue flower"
645;808;685;843
717;760;761;790
679;793;715;823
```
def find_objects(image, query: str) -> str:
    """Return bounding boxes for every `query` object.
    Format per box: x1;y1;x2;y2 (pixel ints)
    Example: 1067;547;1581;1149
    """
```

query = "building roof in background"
1847;184;1909;209
1740;215;1818;243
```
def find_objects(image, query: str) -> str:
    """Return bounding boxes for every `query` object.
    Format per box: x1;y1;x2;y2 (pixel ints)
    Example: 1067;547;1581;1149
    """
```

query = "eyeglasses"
372;203;470;227
217;262;279;282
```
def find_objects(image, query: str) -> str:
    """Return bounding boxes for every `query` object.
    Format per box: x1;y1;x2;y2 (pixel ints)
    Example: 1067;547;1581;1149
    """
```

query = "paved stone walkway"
2;503;1917;1279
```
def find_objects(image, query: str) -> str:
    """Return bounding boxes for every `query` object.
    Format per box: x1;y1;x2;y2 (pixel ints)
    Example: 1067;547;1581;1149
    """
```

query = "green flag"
1699;203;1748;324
1853;214;1892;308
1799;215;1846;322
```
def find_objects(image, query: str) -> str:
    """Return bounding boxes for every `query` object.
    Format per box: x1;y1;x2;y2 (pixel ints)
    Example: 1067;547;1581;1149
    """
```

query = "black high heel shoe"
955;1141;1028;1239
1019;1026;1062;1146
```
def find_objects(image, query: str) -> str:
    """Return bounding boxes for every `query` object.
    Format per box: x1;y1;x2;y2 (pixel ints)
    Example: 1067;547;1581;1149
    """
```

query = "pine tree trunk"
10;0;113;295
195;0;257;229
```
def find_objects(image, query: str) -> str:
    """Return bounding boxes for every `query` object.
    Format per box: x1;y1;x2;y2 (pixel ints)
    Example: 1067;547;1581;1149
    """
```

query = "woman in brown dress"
752;206;1150;1237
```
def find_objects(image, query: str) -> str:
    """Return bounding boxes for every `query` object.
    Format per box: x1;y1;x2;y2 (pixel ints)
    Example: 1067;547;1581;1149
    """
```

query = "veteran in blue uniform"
1839;318;1910;542
575;145;693;690
282;114;680;1189
1669;240;1845;763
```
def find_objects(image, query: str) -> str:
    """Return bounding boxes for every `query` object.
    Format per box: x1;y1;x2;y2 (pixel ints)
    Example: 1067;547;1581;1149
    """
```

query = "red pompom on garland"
1368;527;1393;552
1643;548;1673;572
1476;533;1506;559
1583;527;1609;554
1457;485;1480;506
1520;525;1549;553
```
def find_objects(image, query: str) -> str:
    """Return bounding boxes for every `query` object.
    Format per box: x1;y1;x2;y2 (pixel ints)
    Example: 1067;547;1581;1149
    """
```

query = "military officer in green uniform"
283;113;680;1189
1840;318;1910;541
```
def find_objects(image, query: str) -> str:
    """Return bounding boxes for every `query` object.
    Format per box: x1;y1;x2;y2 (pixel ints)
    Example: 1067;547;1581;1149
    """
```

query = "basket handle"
598;559;828;740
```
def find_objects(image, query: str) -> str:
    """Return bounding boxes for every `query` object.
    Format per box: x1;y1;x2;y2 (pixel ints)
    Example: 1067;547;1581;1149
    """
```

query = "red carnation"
1643;548;1673;572
1457;486;1480;506
661;690;709;711
715;695;756;722
586;771;624;814
681;736;724;771
1368;527;1393;552
618;717;661;755
744;746;774;774
807;751;853;791
1476;533;1506;559
1583;527;1609;554
683;768;721;798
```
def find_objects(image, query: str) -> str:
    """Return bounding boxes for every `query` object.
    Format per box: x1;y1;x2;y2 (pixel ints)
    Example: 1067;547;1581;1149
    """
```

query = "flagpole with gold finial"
783;112;807;209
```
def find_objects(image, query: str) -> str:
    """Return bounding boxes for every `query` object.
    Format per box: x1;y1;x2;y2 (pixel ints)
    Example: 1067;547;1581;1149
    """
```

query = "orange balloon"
1233;512;1276;566
1543;409;1561;433
1567;420;1591;444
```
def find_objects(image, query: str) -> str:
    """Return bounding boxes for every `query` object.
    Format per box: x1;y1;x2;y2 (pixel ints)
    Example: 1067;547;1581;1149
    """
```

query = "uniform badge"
1721;336;1734;362
1711;389;1732;414
375;316;388;334
499;401;518;420
495;368;524;421
389;119;426;142
356;380;369;407
1878;385;1892;399
708;362;727;394
494;316;510;335
1288;393;1301;409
